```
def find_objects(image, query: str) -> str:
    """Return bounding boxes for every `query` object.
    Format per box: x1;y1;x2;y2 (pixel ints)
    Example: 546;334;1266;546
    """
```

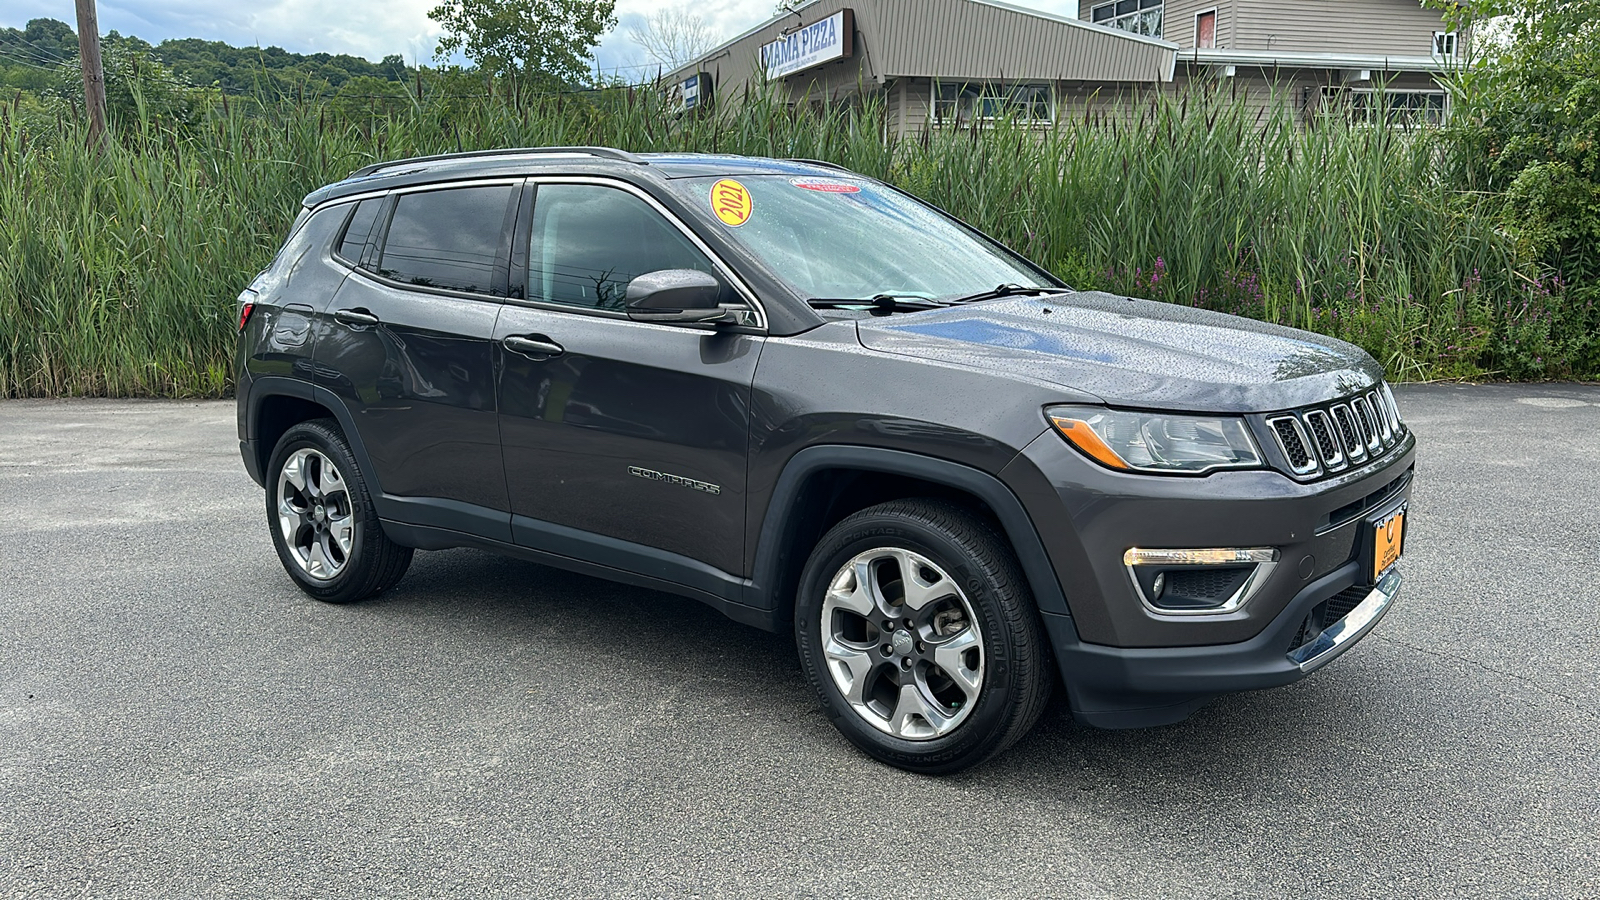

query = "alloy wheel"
820;547;985;740
276;447;355;581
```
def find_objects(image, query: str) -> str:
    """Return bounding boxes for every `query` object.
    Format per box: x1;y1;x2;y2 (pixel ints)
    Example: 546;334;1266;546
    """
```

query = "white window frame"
1432;31;1458;58
931;81;1055;127
1194;7;1218;49
1090;0;1165;38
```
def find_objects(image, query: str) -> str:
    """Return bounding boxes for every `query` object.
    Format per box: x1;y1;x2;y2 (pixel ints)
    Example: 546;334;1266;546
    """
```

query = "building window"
1433;31;1457;58
1091;0;1164;38
934;82;1053;126
1196;10;1217;48
1323;87;1449;127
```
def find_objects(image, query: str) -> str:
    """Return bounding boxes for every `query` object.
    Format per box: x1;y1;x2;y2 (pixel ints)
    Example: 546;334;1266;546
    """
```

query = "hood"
854;292;1383;413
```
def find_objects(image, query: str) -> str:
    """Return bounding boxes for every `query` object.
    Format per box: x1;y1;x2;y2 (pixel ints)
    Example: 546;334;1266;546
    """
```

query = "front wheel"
265;419;412;603
794;499;1052;773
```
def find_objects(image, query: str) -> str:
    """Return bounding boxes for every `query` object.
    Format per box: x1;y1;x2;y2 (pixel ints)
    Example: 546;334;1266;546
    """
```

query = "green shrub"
0;78;1588;397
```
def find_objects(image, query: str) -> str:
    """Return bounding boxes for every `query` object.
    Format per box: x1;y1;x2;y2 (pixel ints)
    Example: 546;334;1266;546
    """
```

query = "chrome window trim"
1266;414;1320;477
521;174;768;332
313;178;524;303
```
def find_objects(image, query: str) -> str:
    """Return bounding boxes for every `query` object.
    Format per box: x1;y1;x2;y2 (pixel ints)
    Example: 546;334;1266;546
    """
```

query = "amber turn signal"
1047;413;1130;470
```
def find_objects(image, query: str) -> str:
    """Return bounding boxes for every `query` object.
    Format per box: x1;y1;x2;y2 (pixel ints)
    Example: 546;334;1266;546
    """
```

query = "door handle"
334;308;380;327
502;335;565;358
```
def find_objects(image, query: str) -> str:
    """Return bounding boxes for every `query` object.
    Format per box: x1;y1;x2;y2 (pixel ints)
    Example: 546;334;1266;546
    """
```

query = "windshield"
670;174;1056;303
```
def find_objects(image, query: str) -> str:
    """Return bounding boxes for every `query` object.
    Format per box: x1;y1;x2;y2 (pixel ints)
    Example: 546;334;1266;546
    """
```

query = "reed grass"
0;79;1588;398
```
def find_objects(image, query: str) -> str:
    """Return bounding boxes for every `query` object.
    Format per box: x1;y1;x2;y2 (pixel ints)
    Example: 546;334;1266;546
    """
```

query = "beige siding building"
666;0;1460;132
1084;0;1458;124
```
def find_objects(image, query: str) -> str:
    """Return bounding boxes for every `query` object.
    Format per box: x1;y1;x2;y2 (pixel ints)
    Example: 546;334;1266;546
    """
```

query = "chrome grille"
1363;391;1391;443
1268;416;1317;475
1331;404;1366;462
1303;409;1345;471
1264;386;1408;480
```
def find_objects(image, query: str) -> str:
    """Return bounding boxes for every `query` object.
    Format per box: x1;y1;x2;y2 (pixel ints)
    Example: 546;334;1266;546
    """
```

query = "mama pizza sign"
760;10;855;79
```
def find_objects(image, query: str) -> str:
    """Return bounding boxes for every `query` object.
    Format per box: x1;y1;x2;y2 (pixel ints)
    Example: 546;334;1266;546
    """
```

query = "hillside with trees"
0;17;415;101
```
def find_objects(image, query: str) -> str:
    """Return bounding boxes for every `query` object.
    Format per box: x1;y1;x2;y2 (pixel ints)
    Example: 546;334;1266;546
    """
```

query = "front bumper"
1000;423;1416;728
1043;563;1401;728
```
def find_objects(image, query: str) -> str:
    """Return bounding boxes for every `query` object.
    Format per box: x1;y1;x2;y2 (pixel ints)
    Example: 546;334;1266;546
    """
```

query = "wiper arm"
948;283;1061;304
806;293;951;313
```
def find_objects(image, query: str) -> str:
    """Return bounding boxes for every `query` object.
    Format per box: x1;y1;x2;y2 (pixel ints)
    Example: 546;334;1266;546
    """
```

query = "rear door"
314;180;519;539
494;178;765;577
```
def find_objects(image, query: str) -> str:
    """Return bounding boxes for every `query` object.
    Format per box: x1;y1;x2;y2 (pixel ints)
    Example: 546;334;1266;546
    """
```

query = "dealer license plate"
1372;506;1406;582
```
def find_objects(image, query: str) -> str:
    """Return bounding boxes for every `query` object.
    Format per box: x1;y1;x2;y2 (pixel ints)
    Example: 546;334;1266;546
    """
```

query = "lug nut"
900;657;912;669
882;645;894;655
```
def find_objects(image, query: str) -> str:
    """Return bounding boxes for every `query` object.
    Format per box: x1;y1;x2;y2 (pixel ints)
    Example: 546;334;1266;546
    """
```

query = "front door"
495;180;762;577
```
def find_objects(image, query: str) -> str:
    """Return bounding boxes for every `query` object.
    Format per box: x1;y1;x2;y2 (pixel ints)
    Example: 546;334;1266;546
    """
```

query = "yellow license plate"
1373;507;1405;581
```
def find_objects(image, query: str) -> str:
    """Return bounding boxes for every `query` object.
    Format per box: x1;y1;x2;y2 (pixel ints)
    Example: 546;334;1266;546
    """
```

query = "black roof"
301;148;855;208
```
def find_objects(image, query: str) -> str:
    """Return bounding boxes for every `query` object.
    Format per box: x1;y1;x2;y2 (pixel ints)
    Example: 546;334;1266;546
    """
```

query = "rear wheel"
794;499;1052;773
265;419;411;603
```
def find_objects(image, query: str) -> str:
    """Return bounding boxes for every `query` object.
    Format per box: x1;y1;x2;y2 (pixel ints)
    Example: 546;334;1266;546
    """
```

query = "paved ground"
1;384;1597;899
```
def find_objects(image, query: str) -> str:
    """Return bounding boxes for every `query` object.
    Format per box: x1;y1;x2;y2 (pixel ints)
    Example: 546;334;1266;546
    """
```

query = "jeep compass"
236;148;1415;773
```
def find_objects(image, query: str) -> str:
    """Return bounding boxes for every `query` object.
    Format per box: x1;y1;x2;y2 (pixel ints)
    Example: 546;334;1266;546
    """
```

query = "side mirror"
626;269;732;324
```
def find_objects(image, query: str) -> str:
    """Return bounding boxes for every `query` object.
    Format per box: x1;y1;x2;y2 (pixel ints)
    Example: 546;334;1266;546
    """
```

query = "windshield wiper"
947;283;1062;304
806;293;951;314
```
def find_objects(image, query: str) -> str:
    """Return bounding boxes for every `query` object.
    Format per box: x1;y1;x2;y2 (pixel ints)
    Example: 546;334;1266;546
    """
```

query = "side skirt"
379;519;777;632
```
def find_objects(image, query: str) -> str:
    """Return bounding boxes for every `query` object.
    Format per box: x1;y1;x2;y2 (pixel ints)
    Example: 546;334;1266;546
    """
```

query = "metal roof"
668;0;1178;87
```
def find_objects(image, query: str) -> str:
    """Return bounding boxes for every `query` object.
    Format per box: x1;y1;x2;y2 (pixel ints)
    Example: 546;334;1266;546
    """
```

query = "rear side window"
377;185;515;295
335;198;383;264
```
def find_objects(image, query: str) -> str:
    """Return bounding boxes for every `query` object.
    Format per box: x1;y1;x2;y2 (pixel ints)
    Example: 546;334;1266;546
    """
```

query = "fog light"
1124;547;1279;616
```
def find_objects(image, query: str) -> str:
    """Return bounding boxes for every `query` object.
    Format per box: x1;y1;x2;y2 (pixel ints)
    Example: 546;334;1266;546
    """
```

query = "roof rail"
350;146;647;178
787;158;851;172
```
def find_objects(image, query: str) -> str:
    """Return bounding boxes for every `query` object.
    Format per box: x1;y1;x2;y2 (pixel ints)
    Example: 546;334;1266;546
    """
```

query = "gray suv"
236;148;1415;773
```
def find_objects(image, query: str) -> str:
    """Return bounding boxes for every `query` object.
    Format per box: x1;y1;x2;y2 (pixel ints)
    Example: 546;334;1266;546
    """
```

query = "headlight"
1046;405;1263;474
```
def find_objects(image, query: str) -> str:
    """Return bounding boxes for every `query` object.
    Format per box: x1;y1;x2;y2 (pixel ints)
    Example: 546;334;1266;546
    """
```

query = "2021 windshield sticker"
789;177;862;194
711;179;753;226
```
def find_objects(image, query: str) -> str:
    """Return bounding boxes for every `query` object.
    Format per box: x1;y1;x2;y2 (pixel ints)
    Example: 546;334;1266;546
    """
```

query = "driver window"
528;184;726;312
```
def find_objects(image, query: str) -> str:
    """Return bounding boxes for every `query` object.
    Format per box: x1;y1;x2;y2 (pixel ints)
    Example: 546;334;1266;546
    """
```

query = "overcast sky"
2;0;1080;75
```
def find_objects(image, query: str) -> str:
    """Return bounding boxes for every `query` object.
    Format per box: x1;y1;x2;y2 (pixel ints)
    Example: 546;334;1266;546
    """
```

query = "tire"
794;498;1053;774
264;418;412;604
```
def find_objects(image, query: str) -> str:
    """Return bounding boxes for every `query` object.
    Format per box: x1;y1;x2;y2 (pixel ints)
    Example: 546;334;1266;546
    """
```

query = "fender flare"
746;445;1077;627
245;376;392;518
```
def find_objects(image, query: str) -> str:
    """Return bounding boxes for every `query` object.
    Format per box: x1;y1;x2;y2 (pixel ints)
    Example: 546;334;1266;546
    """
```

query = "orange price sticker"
710;179;753;227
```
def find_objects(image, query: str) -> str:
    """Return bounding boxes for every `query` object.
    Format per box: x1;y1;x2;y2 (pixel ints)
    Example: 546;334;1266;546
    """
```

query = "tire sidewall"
264;422;371;600
795;511;1023;770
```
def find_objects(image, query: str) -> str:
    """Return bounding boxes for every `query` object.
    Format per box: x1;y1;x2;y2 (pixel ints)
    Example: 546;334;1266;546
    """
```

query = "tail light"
237;290;258;331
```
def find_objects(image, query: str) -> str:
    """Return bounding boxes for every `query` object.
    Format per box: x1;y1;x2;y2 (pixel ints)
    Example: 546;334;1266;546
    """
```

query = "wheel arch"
747;446;1075;631
246;378;386;508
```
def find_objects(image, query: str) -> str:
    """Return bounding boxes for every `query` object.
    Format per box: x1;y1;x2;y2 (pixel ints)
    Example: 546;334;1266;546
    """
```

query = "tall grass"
0;80;1589;397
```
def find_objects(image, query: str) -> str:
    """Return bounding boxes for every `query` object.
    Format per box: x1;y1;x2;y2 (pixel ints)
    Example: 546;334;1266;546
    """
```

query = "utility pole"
74;0;107;147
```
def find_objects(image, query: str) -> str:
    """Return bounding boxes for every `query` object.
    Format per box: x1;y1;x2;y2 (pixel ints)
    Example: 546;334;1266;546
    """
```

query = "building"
663;0;1461;131
1129;0;1459;125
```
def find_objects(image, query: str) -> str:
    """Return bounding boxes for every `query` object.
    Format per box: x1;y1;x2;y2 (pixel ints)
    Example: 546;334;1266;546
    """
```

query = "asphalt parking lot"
1;384;1597;898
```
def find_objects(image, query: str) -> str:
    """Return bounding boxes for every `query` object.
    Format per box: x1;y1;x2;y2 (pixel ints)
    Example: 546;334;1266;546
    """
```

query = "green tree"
428;0;617;86
1434;0;1600;284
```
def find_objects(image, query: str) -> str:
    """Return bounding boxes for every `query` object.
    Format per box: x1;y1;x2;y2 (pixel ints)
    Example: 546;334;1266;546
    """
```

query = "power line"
0;44;67;69
3;33;74;65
